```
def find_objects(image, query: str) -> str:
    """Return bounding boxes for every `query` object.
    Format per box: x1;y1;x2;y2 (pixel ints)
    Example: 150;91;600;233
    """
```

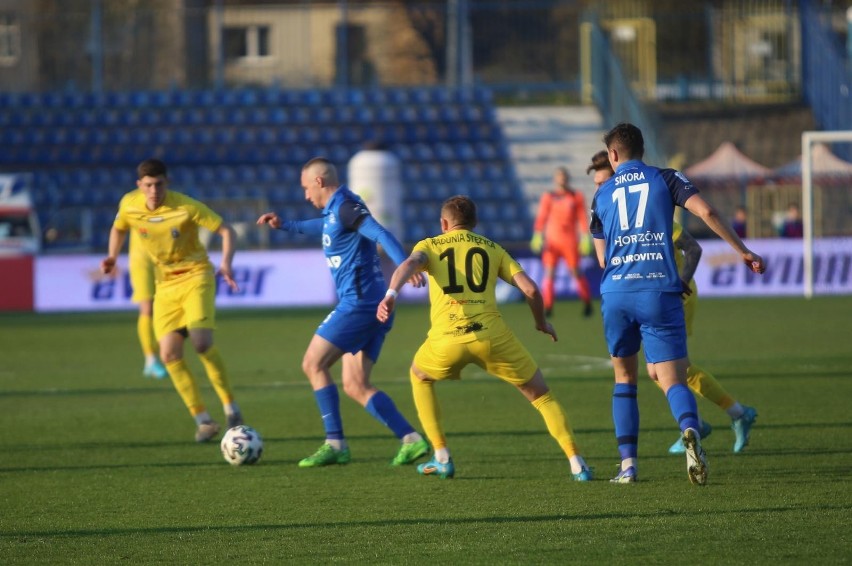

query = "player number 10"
612;183;649;230
439;247;489;294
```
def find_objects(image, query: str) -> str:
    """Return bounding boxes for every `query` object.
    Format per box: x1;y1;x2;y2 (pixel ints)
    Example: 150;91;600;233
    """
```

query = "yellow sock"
164;359;205;416
531;392;579;459
687;364;735;411
197;346;235;405
137;314;157;357
410;370;446;450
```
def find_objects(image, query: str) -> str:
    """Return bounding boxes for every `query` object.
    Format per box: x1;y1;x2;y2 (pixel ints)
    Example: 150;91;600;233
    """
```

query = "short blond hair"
442;195;477;229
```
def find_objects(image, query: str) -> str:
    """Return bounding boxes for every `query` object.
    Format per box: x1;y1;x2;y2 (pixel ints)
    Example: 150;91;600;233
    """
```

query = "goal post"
801;130;852;298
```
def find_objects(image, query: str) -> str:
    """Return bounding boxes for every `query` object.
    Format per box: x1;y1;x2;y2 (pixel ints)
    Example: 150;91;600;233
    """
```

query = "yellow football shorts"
153;269;217;339
413;329;538;386
129;253;156;303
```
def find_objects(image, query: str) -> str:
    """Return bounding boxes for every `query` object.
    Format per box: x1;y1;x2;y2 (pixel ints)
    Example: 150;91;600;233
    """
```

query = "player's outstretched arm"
216;222;240;292
100;226;128;275
512;271;557;342
256;212;282;229
675;227;702;284
355;215;426;288
257;212;323;236
377;251;427;323
684;194;766;273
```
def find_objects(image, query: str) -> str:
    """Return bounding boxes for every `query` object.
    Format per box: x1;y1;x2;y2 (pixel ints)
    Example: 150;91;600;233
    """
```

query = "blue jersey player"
257;157;429;468
590;124;765;485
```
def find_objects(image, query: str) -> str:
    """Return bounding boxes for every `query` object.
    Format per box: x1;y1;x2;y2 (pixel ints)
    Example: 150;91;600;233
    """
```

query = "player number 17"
612;183;649;230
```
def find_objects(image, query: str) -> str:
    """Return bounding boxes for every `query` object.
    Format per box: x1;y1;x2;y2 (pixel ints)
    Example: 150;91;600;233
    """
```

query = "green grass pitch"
1;296;850;563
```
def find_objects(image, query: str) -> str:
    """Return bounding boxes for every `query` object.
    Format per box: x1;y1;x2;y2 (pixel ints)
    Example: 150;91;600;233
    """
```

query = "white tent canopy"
684;141;772;179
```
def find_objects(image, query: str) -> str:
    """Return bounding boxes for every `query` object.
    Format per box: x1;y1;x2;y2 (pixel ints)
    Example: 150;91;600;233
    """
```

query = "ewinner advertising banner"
25;237;852;312
34;250;338;312
691;237;852;296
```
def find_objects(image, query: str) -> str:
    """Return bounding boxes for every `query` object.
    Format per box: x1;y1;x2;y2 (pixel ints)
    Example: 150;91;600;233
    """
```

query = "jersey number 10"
439;247;490;294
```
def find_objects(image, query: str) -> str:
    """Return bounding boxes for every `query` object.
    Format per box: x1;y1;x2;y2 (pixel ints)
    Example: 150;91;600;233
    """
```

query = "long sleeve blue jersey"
281;185;407;305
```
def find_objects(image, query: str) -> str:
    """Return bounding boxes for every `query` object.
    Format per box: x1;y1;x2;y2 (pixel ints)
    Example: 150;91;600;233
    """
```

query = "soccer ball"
220;425;263;466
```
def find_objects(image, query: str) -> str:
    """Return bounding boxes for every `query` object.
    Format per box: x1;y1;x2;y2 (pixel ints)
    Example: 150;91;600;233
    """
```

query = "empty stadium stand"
0;86;531;251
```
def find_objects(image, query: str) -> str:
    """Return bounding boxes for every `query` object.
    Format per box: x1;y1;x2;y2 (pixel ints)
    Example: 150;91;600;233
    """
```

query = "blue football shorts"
601;290;687;363
316;302;393;362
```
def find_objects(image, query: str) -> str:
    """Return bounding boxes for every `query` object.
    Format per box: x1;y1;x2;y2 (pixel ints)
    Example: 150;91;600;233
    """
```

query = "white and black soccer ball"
220;425;263;466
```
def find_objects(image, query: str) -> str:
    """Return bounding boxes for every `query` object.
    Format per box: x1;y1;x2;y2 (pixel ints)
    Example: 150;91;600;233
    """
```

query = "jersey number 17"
613;183;649;230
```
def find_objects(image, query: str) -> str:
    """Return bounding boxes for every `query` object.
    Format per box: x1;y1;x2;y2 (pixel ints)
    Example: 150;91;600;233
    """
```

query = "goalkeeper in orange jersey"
530;167;593;318
586;150;757;454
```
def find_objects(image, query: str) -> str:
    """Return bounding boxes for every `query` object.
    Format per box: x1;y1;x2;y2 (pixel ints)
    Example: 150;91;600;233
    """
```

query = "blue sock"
314;384;344;441
613;383;639;460
365;391;415;439
666;383;701;434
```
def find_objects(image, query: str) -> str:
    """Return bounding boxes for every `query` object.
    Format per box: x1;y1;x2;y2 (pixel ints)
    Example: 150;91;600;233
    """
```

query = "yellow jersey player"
101;158;243;443
586;150;758;455
128;228;168;379
659;221;758;453
377;195;592;481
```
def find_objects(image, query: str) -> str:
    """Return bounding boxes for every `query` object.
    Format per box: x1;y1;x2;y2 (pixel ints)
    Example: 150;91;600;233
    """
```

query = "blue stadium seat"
507;223;530;241
235;88;260;107
387;88;411;105
246;107;270;125
333;106;355;123
354;106;376;124
391;144;413;162
301;89;323;106
318;127;342;144
275;128;298;145
364;89;388;106
483;162;508;181
433;143;454;161
290;106;311;124
256;128;276;145
268;107;291;125
411;143;434;161
225;186;248;201
260;87;285;106
258;165;278;183
341;125;366;145
266;186;290;206
235;166;258;184
170;167;194;185
475;142;498;161
296;127;320;145
328;144;350;163
402;202;421;222
243;185;265;200
235;129;258;145
198;107;223;126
